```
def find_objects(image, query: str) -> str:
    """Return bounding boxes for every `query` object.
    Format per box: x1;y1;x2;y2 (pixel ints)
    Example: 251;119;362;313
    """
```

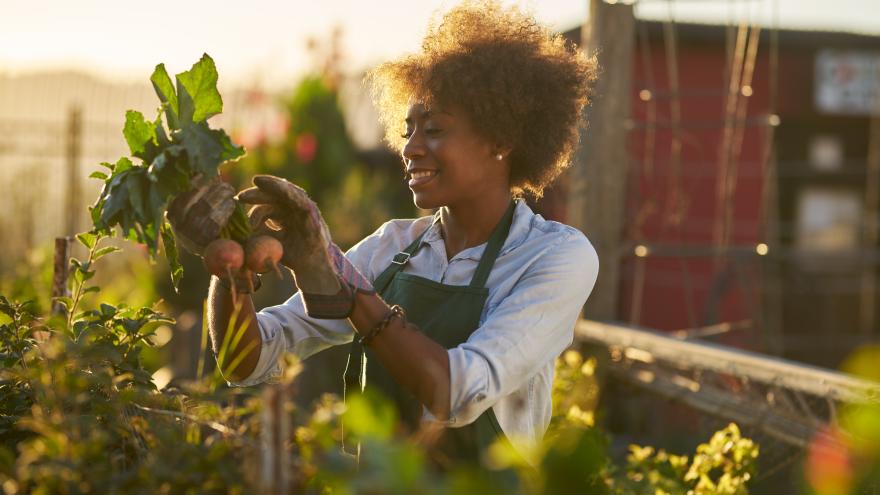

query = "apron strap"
371;213;440;295
469;199;516;289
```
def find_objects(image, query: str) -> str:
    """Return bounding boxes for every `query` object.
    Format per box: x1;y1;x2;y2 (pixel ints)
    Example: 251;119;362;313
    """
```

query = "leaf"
99;188;126;227
141;220;159;253
122;110;158;159
82;286;101;294
0;312;13;327
69;257;84;271
161;221;184;292
93;246;121;260
149;180;166;220
178;122;242;178
114;156;134;175
152;150;190;195
76;232;97;250
53;296;74;312
89;171;108;180
126;170;147;222
176;53;222;124
73;268;95;284
151;63;180;130
342;390;397;441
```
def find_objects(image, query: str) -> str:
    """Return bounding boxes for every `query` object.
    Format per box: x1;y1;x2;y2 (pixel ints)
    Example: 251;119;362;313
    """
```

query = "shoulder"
374;216;435;243
343;214;434;280
355;215;434;253
507;201;599;275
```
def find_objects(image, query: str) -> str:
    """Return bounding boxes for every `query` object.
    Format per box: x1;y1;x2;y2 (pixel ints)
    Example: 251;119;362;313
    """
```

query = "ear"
491;144;514;161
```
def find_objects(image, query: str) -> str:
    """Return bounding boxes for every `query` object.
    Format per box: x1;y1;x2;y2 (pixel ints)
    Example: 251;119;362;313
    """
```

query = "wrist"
299;279;354;319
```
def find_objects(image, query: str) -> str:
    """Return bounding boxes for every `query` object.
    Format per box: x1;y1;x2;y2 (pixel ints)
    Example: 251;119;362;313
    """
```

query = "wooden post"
260;383;290;494
860;108;880;337
51;237;71;316
65;106;82;236
569;0;635;321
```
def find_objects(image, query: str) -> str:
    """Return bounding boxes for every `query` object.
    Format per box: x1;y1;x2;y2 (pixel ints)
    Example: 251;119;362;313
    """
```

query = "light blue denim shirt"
235;199;599;453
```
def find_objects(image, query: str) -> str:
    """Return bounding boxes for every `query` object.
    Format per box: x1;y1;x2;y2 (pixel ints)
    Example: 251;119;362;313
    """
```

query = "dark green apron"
344;200;517;471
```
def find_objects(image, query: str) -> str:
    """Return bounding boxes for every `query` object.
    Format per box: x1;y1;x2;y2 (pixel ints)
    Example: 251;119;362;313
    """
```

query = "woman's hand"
238;175;374;318
166;179;237;256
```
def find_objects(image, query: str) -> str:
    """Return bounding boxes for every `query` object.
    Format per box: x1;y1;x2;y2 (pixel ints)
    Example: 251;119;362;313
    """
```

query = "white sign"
815;49;880;115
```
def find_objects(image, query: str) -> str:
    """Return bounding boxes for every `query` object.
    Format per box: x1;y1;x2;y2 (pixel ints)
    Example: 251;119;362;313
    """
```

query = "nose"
401;133;426;162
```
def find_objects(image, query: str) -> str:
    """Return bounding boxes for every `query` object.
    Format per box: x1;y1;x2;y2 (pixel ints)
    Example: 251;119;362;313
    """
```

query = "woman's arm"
348;292;452;420
206;277;262;382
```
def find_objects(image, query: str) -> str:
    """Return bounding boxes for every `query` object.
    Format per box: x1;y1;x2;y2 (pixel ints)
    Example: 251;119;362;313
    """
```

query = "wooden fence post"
569;0;636;321
261;383;290;494
65;106;82;236
51;236;71;317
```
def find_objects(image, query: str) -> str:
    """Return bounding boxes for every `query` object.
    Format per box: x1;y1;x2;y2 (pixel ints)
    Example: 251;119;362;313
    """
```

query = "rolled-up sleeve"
445;231;599;426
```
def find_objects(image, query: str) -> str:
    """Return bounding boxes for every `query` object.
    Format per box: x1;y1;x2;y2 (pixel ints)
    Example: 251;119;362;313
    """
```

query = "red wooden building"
549;20;880;368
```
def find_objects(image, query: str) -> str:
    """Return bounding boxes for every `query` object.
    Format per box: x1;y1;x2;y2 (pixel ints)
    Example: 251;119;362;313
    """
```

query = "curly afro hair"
366;0;597;197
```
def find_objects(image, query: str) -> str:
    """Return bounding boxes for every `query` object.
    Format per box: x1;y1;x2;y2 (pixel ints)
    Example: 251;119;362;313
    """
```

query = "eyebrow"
404;109;451;125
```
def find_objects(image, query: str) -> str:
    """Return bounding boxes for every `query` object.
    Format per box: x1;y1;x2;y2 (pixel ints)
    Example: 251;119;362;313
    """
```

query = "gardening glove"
166;178;237;256
237;175;374;318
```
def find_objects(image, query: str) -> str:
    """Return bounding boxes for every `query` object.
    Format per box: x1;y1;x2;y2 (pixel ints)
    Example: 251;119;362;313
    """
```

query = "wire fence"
0;70;381;279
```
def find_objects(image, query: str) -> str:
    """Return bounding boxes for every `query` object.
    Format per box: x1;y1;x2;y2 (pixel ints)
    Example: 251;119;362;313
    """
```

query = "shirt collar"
419;199;534;261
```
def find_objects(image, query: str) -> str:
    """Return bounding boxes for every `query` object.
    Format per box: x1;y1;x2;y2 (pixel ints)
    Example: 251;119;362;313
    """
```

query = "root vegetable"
245;235;284;276
204;238;245;278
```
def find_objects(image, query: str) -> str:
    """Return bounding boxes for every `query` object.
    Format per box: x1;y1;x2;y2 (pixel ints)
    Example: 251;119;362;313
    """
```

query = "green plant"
89;54;248;290
609;423;759;495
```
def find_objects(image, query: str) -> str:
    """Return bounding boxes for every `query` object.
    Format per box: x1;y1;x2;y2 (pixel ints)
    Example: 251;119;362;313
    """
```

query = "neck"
439;188;512;260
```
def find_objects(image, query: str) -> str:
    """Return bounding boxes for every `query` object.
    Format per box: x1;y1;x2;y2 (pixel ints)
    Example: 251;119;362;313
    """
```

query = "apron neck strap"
469;199;516;289
372;215;438;294
372;200;517;293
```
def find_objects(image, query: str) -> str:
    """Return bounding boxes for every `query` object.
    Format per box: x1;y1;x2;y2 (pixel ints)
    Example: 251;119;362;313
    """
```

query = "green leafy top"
89;54;245;290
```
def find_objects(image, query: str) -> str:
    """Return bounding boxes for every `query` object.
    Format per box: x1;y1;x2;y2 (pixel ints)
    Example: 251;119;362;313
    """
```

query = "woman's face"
401;102;509;210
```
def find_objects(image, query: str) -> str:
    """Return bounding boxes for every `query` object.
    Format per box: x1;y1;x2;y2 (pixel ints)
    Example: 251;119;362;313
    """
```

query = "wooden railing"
573;319;880;448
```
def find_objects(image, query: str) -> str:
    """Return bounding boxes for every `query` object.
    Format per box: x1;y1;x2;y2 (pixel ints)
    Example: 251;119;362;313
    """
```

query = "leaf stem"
66;233;105;335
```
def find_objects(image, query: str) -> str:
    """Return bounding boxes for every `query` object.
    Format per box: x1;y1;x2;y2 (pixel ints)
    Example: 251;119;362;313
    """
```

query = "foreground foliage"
0;235;760;494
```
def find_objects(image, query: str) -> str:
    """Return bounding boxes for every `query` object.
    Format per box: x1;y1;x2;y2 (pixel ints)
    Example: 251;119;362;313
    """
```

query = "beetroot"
245;235;283;275
204;238;244;278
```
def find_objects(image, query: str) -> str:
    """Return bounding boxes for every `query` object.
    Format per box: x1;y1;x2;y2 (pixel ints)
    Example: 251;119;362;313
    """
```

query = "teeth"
410;171;437;179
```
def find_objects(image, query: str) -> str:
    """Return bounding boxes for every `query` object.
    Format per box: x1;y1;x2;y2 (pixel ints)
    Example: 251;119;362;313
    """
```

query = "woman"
171;0;598;467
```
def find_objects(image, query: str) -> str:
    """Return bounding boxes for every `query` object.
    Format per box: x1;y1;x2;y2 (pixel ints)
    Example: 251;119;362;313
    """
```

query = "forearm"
348;291;451;420
206;277;263;382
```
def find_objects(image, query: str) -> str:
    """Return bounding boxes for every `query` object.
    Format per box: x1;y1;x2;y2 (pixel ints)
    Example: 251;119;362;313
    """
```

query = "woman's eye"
400;127;443;139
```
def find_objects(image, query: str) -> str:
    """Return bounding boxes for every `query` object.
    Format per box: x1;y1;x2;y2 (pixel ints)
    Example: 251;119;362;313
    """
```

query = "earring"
495;154;503;161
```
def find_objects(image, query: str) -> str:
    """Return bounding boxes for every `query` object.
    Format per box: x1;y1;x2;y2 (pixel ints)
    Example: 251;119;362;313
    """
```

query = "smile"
407;170;439;188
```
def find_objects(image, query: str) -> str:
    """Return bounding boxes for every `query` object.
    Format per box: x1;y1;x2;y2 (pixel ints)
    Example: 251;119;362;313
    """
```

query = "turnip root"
245;235;283;276
203;238;247;300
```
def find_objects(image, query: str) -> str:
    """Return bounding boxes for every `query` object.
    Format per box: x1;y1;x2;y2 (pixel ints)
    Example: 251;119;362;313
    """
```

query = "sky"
1;0;878;88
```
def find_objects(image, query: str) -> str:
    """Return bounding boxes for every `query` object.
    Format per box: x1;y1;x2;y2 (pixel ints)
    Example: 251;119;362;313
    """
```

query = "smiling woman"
174;0;601;477
367;0;597;199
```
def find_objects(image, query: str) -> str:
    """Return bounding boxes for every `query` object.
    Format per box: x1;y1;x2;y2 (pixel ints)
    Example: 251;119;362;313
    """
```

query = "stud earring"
495;154;503;161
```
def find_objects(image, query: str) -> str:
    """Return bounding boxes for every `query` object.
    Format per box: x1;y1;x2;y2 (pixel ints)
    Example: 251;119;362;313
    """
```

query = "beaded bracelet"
359;304;406;346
